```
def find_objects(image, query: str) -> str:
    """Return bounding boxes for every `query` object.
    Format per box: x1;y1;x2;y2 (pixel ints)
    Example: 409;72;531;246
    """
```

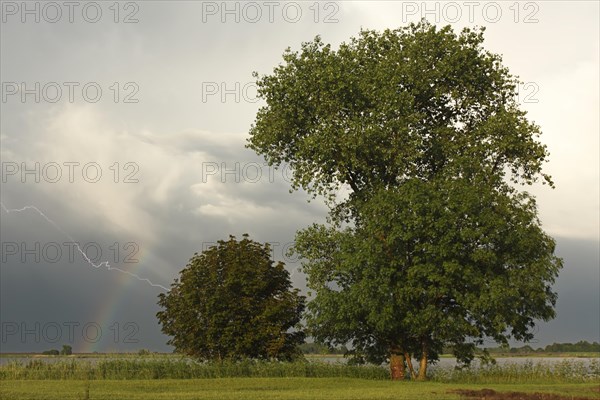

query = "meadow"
1;356;599;399
2;378;600;400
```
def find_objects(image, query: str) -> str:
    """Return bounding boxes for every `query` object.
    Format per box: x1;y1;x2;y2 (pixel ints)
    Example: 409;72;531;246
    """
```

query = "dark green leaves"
157;235;305;361
248;21;561;371
250;22;551;206
294;179;561;365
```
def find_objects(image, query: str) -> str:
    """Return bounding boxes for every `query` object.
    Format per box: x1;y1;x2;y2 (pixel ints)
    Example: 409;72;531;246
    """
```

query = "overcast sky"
0;1;598;353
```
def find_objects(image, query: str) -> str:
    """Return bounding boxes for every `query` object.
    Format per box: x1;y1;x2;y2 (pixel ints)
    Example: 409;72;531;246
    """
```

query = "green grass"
2;358;598;383
1;358;598;399
429;358;600;384
0;359;389;380
1;378;599;400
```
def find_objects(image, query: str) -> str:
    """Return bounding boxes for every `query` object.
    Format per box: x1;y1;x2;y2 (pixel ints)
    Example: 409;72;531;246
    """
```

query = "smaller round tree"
157;234;305;361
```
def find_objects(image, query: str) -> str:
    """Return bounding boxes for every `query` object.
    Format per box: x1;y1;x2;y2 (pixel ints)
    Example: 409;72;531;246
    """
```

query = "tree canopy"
248;21;562;379
157;235;305;361
248;21;552;208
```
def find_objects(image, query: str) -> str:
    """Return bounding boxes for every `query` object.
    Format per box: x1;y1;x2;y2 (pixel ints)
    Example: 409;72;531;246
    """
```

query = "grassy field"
1;357;598;399
2;357;598;382
1;378;599;400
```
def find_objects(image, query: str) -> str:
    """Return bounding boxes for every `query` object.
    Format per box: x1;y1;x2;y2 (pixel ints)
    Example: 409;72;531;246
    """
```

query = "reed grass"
0;358;388;380
1;356;598;384
428;358;600;384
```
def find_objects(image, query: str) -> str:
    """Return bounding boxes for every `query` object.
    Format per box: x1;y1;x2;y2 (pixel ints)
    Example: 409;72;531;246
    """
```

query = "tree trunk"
404;352;417;380
417;341;428;381
389;349;406;380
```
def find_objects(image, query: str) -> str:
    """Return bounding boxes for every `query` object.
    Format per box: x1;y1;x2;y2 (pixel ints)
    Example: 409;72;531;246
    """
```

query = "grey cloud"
1;1;598;352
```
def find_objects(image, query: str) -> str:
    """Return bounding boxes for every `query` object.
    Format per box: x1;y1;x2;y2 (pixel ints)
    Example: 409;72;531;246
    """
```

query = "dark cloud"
1;2;598;353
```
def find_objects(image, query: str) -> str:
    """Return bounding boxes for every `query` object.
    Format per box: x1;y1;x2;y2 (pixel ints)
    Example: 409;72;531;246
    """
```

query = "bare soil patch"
450;388;597;400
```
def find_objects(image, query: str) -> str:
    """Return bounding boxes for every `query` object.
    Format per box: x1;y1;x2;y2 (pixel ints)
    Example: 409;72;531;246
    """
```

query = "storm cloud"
1;1;598;352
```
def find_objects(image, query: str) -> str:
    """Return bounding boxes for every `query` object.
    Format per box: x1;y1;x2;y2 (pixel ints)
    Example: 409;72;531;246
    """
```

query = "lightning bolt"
0;201;169;291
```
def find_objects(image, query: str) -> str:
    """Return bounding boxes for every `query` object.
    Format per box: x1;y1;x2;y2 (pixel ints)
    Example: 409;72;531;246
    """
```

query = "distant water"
0;356;162;366
1;357;98;366
306;355;599;369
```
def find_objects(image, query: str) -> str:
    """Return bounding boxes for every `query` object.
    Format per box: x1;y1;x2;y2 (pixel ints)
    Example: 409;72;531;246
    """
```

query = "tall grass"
1;357;598;383
0;358;388;380
429;358;600;384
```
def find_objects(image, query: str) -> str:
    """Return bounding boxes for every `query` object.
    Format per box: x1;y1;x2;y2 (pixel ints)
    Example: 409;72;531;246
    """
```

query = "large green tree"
157;235;305;361
248;22;562;379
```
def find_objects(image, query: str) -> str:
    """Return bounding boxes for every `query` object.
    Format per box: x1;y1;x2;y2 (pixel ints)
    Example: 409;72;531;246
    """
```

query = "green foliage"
42;349;60;355
0;359;388;380
61;345;73;356
157;235;305;362
299;342;348;355
543;341;600;353
484;341;600;354
295;180;561;367
248;20;562;377
429;359;600;384
248;21;552;207
1;358;598;385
